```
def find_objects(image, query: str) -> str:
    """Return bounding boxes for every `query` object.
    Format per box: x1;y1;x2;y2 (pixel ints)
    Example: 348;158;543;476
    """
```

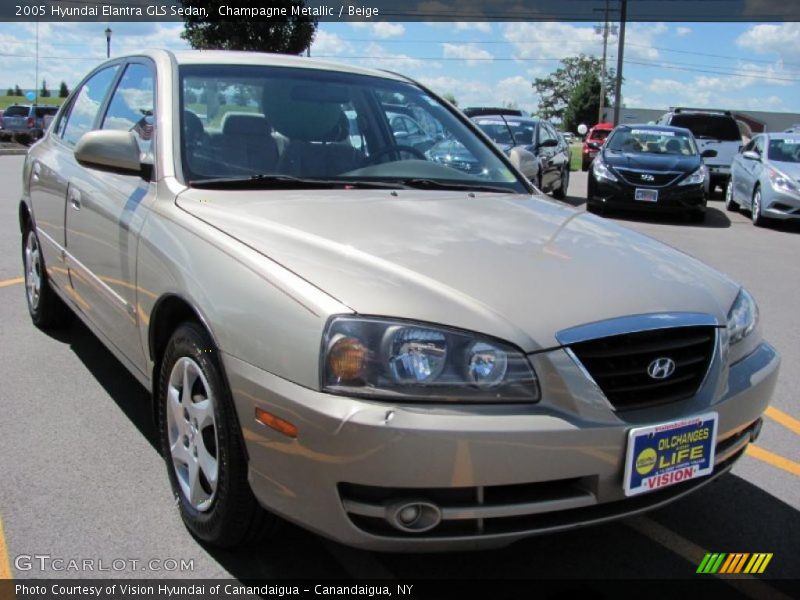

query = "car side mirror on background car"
700;149;717;158
74;130;145;177
741;150;761;161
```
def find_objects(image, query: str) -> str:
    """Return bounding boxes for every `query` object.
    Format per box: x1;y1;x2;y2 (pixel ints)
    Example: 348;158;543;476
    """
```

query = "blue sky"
2;20;799;116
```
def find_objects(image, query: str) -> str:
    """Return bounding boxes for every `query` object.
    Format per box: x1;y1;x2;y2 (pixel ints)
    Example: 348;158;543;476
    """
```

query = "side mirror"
700;149;717;158
74;130;144;176
538;138;558;148
742;150;760;161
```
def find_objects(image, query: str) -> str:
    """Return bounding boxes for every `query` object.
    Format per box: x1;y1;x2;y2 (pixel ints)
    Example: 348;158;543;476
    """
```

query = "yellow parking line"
746;445;800;477
0;277;23;288
628;517;790;600
0;516;12;579
765;406;800;437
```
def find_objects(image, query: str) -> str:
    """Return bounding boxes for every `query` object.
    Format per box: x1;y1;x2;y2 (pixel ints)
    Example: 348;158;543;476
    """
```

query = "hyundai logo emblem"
641;173;655;182
647;357;676;380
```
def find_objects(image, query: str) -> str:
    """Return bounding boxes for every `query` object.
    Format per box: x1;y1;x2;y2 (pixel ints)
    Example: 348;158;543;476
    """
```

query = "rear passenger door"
65;60;157;374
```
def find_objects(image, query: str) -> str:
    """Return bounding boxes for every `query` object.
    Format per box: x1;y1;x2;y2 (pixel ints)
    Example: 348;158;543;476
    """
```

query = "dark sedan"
587;124;716;222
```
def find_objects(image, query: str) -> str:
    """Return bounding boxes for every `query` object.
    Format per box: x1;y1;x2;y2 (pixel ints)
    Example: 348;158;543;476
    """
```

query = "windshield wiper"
189;174;406;190
398;178;516;194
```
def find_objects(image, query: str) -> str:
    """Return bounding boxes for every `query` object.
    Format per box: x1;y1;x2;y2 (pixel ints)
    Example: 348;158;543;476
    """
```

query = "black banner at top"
3;0;800;23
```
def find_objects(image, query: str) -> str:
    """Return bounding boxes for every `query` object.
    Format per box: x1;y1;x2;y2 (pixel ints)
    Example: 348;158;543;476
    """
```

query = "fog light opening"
386;500;442;533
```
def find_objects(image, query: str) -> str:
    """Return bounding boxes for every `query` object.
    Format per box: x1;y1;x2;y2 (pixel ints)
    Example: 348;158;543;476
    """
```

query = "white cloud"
442;43;493;66
611;22;668;60
496;76;536;110
418;75;537;113
736;23;800;59
311;31;353;55
503;22;601;60
349;22;406;39
360;42;430;71
676;26;692;37
454;22;492;33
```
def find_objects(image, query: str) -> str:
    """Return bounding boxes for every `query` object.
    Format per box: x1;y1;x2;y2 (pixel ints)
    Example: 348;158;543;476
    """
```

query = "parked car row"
1;104;60;139
19;50;778;551
582;107;800;227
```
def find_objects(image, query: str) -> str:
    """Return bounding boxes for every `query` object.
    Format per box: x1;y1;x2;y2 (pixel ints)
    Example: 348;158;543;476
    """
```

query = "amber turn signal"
255;407;298;439
327;336;367;381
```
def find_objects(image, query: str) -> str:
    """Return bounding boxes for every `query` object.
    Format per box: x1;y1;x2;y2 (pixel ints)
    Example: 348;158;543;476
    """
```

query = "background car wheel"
552;168;569;199
724;180;739;212
751;187;766;227
581;159;589;172
158;322;280;547
22;225;71;329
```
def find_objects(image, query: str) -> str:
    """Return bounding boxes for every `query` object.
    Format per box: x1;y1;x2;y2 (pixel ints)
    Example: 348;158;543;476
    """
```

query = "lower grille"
615;168;681;187
569;326;716;410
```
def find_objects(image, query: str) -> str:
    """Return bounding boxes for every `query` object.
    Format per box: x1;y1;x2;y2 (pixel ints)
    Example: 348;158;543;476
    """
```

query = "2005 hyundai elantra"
20;51;779;550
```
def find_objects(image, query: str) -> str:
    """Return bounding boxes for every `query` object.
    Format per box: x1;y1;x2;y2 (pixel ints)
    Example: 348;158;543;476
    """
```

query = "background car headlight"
726;288;760;364
767;168;799;193
592;158;618;182
322;316;539;402
678;164;706;186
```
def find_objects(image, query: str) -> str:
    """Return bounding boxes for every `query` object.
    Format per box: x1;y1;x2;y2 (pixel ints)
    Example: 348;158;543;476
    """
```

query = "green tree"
562;72;606;133
13;85;23;96
533;54;616;122
59;81;69;98
180;0;317;54
40;79;50;98
5;88;12;96
442;93;458;107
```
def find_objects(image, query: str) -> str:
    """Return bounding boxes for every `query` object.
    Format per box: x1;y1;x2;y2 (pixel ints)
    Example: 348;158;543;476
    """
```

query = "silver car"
20;50;779;551
726;132;800;226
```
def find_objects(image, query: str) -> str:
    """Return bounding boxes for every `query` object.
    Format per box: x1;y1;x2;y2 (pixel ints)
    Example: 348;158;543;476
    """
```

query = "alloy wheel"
166;357;219;511
24;231;42;311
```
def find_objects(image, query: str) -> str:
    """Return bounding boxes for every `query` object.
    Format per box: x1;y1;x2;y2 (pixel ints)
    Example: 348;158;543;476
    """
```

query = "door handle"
69;190;81;210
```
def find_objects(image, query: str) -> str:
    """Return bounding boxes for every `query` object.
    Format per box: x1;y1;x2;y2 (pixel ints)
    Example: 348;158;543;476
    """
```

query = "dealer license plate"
623;412;717;497
635;188;658;202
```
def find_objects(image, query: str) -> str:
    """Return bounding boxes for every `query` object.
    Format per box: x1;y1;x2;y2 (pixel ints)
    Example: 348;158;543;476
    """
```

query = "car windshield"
4;106;28;117
179;64;525;192
607;128;698;156
767;138;800;163
669;114;741;141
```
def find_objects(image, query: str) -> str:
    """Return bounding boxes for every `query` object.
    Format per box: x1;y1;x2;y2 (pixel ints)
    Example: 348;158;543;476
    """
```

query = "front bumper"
762;186;800;221
224;340;779;551
589;176;706;214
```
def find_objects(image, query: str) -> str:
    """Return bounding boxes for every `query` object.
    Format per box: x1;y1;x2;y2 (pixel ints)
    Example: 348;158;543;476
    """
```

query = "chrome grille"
614;168;681;187
569;326;716;410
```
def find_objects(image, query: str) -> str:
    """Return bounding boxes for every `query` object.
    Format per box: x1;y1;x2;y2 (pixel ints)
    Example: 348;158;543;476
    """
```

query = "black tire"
552;168;569;199
751;186;767;228
158;321;280;547
724;179;739;212
581;158;590;172
21;224;72;329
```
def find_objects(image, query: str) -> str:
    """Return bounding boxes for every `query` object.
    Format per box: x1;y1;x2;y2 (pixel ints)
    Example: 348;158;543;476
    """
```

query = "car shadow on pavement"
604;206;732;229
46;316;159;452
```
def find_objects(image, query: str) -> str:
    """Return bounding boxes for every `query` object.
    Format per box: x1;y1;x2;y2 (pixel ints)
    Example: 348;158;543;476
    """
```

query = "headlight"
726;288;760;364
767;168;799;193
321;316;539;402
678;164;706;186
592;158;618;182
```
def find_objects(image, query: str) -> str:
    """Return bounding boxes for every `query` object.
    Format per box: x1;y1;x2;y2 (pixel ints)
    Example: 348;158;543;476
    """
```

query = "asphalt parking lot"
0;154;797;591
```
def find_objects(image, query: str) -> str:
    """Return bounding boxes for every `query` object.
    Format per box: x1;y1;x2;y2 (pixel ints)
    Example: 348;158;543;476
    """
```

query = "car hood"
176;189;739;352
603;149;701;173
772;160;800;180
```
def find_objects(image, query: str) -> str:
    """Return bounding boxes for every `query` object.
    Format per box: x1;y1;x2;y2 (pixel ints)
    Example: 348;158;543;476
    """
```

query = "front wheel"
751;187;766;227
158;322;279;547
552;167;569;199
724;180;739;212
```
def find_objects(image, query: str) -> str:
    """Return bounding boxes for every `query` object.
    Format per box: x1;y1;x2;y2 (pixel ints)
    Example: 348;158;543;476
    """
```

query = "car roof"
616;123;693;135
590;122;614;130
167;49;408;81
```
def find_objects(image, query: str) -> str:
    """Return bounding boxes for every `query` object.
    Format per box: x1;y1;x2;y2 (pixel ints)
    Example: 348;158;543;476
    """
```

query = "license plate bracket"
623;412;717;497
635;188;659;202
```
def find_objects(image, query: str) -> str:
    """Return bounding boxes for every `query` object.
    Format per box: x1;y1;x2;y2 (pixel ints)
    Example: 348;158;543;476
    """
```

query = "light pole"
594;0;617;124
105;27;112;58
612;0;627;126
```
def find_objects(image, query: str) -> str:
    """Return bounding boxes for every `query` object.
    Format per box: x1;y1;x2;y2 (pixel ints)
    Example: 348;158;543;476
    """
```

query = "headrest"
261;80;342;141
222;113;272;137
665;138;681;151
183;110;203;141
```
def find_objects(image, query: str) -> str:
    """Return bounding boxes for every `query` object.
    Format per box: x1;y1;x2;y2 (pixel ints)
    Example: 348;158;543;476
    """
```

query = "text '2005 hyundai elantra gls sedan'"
20;50;779;551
